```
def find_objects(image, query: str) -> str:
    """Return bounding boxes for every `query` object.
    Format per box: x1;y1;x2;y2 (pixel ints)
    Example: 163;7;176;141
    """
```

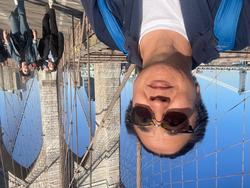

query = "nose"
148;96;170;121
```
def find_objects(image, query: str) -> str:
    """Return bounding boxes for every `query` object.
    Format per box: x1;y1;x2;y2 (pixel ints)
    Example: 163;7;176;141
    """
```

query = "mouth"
150;96;170;102
148;80;173;90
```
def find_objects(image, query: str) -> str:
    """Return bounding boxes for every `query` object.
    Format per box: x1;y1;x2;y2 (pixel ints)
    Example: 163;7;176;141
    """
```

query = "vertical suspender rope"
215;63;219;188
3;94;17;183
87;18;93;188
74;79;79;187
136;141;142;188
70;60;74;187
63;47;70;178
64;24;75;185
0;126;8;188
70;72;73;172
68;16;78;186
241;91;246;187
72;15;81;187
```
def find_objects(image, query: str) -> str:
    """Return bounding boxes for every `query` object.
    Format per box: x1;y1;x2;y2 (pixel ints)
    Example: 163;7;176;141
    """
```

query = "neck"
139;30;192;71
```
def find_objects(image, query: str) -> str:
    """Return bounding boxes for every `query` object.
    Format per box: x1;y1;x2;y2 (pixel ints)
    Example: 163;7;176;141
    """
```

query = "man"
0;30;9;63
81;0;250;157
37;0;64;72
3;0;38;77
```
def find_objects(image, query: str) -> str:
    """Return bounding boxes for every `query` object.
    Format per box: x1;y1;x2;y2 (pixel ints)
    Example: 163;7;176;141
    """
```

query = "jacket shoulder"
81;0;121;50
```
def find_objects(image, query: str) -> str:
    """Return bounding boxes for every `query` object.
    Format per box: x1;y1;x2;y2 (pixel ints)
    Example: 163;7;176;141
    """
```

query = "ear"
196;84;200;95
195;83;201;100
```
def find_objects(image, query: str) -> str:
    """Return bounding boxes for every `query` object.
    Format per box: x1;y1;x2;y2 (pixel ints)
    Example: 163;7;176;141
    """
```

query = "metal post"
136;141;142;188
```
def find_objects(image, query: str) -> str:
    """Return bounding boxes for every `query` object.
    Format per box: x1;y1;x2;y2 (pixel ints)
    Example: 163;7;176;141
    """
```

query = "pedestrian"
0;30;9;63
3;0;38;77
37;0;64;72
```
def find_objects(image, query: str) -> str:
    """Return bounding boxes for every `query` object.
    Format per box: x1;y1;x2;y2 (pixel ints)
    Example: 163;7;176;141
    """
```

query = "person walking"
37;0;64;72
3;0;38;76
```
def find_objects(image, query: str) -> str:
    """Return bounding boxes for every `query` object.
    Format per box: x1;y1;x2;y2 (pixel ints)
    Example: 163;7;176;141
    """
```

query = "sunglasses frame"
131;104;195;135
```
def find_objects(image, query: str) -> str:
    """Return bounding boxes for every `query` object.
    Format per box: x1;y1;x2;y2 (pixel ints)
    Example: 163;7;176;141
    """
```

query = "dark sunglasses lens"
162;111;187;128
133;106;153;126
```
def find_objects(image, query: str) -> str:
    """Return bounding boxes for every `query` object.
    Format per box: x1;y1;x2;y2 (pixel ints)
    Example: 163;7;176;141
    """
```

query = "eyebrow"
135;125;151;132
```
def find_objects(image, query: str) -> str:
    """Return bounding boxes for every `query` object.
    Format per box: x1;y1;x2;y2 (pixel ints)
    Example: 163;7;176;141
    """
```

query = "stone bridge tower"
75;62;121;188
24;71;66;187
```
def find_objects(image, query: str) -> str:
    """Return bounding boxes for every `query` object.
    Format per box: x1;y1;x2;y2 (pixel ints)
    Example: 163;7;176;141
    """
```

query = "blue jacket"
81;0;250;68
6;30;38;64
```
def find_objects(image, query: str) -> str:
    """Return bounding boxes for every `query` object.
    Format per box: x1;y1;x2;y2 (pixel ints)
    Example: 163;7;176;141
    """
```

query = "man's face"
132;63;199;155
48;60;55;71
20;62;30;76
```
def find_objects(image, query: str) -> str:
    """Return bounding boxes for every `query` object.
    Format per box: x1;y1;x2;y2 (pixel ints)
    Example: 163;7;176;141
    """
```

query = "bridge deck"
0;0;83;37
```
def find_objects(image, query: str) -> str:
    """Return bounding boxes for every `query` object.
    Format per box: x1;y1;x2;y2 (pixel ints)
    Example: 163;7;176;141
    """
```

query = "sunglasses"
131;104;194;135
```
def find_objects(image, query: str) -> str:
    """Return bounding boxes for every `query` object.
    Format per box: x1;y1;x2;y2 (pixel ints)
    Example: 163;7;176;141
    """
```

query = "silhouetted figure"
38;5;64;72
3;0;38;76
0;30;9;63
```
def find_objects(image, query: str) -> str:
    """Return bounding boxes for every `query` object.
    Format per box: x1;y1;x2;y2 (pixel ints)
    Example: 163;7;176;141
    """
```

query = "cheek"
132;78;146;103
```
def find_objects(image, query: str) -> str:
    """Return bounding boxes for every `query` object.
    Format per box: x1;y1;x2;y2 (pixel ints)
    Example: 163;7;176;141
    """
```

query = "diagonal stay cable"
0;120;28;187
75;87;92;125
3;92;20;117
10;78;35;155
226;96;250;112
210;95;250;123
2;95;18;183
3;91;22;133
25;156;60;186
74;79;101;127
69;74;93;127
1;96;15;139
68;63;135;187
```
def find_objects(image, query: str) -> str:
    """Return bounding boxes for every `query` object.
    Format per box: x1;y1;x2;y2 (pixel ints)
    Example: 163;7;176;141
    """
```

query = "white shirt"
47;50;55;62
140;0;188;43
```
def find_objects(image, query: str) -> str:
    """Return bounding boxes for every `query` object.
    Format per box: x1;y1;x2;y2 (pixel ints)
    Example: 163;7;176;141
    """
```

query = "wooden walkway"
0;0;83;37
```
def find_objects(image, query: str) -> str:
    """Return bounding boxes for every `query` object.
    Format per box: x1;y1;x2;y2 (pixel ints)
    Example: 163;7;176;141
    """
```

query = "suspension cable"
86;16;93;188
0;126;8;188
11;78;35;155
136;140;142;188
